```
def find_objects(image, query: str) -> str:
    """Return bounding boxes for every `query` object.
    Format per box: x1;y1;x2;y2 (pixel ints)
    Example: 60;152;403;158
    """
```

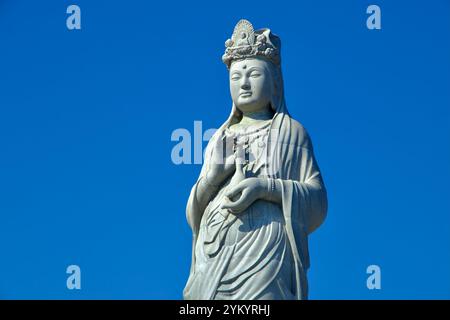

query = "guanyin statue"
183;19;328;300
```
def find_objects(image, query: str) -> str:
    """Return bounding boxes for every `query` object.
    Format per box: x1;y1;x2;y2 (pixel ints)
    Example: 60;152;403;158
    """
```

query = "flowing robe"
184;111;328;300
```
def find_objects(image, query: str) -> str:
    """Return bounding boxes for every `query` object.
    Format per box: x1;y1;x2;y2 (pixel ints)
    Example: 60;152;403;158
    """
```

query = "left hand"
221;178;267;214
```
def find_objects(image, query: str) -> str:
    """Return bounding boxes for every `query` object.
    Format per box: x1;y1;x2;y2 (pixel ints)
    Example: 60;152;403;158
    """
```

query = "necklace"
230;122;271;169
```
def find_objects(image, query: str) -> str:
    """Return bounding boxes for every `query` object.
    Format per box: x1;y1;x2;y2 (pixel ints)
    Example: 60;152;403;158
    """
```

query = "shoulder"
285;118;312;149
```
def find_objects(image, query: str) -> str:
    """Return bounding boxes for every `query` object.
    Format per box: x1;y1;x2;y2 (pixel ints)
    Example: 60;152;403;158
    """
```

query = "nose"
240;76;251;90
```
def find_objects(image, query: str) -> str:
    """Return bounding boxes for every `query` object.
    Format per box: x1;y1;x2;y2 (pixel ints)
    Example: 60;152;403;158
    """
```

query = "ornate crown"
222;19;281;68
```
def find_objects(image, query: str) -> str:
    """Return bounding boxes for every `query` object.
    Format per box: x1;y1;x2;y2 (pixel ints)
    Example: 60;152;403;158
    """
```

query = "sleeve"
185;131;216;236
186;178;204;236
275;145;327;292
293;145;328;234
276;144;327;244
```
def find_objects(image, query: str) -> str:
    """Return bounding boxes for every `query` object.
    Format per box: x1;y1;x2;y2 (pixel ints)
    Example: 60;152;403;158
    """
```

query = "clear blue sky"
0;0;449;299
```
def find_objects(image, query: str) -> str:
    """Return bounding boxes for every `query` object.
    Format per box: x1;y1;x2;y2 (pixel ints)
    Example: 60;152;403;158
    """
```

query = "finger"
221;200;233;210
225;183;246;199
223;191;249;213
221;200;238;211
225;153;236;165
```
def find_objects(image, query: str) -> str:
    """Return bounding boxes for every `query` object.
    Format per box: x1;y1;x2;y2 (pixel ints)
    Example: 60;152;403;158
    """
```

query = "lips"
240;92;252;97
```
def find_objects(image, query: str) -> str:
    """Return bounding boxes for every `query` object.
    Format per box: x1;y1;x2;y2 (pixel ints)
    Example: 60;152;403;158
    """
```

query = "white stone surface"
184;19;328;300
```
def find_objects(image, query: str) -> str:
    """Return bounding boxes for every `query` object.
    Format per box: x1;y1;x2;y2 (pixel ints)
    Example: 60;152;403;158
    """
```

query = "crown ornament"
222;19;280;68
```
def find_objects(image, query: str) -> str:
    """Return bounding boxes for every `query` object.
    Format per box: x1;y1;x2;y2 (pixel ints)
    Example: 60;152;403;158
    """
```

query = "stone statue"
183;19;328;300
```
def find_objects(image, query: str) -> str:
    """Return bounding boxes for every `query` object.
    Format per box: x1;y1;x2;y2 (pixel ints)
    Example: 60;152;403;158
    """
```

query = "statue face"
229;58;273;113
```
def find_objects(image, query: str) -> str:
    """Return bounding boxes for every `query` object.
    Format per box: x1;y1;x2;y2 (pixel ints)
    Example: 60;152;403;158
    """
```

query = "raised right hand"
206;131;236;186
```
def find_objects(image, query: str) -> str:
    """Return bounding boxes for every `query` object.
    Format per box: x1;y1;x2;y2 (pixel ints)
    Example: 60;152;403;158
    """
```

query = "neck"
240;107;273;125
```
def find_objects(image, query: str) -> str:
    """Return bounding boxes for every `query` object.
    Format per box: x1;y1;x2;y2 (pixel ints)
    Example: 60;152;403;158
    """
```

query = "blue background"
0;0;449;299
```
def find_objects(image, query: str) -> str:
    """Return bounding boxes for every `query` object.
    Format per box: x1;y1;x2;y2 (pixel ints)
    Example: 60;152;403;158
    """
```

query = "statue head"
222;19;283;115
